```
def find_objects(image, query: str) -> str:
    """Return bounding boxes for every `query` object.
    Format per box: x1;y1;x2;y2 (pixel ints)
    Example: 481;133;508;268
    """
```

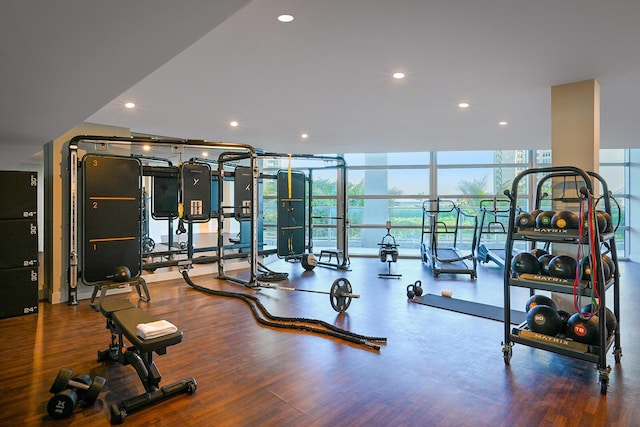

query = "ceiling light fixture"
301;133;309;139
124;102;136;109
277;14;294;23
458;102;470;108
202;151;209;157
229;120;239;127
392;72;405;79
499;121;508;126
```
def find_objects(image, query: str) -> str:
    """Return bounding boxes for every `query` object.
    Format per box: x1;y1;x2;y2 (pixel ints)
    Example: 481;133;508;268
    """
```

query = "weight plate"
85;376;106;404
50;367;74;394
47;389;77;419
330;278;352;312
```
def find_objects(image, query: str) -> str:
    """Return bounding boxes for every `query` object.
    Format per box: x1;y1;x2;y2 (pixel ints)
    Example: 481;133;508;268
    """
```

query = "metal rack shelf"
501;166;622;395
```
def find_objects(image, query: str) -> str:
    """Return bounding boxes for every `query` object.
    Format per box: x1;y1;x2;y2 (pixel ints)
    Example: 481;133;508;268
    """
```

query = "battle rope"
257;262;289;282
181;271;387;351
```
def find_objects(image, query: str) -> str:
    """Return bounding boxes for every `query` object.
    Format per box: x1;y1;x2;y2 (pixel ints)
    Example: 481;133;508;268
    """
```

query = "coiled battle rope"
181;271;387;351
256;262;289;282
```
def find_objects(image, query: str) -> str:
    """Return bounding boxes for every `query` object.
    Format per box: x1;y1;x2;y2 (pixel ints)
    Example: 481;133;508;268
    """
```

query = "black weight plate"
47;389;77;419
85;376;106;404
330;278;352;312
50;368;73;393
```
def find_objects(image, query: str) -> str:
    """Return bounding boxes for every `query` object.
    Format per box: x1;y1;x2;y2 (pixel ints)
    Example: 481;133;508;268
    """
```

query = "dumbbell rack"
501;166;622;395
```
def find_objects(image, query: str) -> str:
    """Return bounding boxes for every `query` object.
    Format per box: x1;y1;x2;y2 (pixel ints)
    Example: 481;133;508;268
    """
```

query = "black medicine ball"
566;312;599;345
602;254;616;277
515;213;536;228
113;265;132;282
551;210;579;229
536;211;556;228
511;252;540;276
547;255;577;279
596;210;613;232
526;305;563;336
529;209;543;220
579;256;611;283
583;211;607;233
538;254;554;275
530;248;548;258
580;304;617;336
557;310;571;336
525;294;557;312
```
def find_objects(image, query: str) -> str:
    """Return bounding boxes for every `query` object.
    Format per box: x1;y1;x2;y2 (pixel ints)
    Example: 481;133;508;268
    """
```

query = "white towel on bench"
136;320;178;340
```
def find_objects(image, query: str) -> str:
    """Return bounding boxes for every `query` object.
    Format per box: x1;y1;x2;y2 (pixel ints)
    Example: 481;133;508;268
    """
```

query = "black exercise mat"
411;294;527;324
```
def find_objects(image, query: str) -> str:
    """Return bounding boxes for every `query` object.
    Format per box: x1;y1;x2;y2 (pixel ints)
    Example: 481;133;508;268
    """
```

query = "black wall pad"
151;166;179;219
277;170;305;257
411;294;527;325
82;155;142;284
233;166;253;221
180;162;211;222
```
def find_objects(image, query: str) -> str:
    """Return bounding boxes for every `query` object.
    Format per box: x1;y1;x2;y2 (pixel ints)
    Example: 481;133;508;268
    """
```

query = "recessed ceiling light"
277;14;294;23
142;144;151;151
499;121;508;126
392;72;405;79
229;120;239;127
124;102;136;109
458;102;470;108
202;151;209;157
301;133;309;139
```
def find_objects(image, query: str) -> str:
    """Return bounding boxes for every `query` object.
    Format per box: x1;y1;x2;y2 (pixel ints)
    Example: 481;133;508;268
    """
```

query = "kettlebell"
413;280;424;297
406;284;416;299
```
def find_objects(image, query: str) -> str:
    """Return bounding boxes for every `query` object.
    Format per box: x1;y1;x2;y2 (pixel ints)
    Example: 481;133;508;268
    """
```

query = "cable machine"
257;152;350;271
67;135;257;303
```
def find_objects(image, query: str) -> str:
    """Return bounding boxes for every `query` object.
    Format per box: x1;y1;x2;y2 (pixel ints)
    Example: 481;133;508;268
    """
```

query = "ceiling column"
551;79;600;171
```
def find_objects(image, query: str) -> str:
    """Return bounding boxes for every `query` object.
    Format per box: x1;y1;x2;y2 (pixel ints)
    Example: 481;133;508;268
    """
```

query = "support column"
551;79;600;172
550;79;600;312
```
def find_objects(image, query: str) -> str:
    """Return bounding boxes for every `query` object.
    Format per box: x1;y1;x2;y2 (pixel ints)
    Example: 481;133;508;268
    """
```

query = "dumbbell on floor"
47;367;106;419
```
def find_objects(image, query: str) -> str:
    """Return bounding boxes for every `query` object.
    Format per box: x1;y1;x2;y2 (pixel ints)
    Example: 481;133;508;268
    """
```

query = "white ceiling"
3;0;640;169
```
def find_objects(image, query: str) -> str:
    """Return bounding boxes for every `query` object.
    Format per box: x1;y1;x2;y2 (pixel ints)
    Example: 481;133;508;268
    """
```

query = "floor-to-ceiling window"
260;149;629;258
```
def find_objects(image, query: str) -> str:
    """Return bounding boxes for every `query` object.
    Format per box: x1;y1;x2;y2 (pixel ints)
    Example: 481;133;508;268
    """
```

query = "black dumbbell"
47;368;106;419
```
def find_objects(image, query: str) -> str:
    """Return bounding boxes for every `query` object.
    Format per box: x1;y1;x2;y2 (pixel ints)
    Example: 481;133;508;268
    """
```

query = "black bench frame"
98;299;197;424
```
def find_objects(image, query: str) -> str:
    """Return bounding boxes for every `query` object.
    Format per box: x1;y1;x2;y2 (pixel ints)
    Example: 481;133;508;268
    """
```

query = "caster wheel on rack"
600;380;608;395
614;348;622;363
501;343;512;365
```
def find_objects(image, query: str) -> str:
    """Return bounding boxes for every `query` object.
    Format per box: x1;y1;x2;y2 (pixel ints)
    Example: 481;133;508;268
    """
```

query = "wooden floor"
1;256;639;426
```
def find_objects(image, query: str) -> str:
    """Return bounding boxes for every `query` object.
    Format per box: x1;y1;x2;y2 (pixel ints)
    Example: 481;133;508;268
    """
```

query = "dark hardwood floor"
1;256;638;426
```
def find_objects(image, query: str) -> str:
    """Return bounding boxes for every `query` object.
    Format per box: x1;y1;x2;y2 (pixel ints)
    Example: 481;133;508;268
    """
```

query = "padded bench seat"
100;300;183;354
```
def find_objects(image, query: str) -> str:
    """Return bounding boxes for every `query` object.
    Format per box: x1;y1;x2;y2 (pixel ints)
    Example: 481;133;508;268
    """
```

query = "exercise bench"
98;299;197;424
